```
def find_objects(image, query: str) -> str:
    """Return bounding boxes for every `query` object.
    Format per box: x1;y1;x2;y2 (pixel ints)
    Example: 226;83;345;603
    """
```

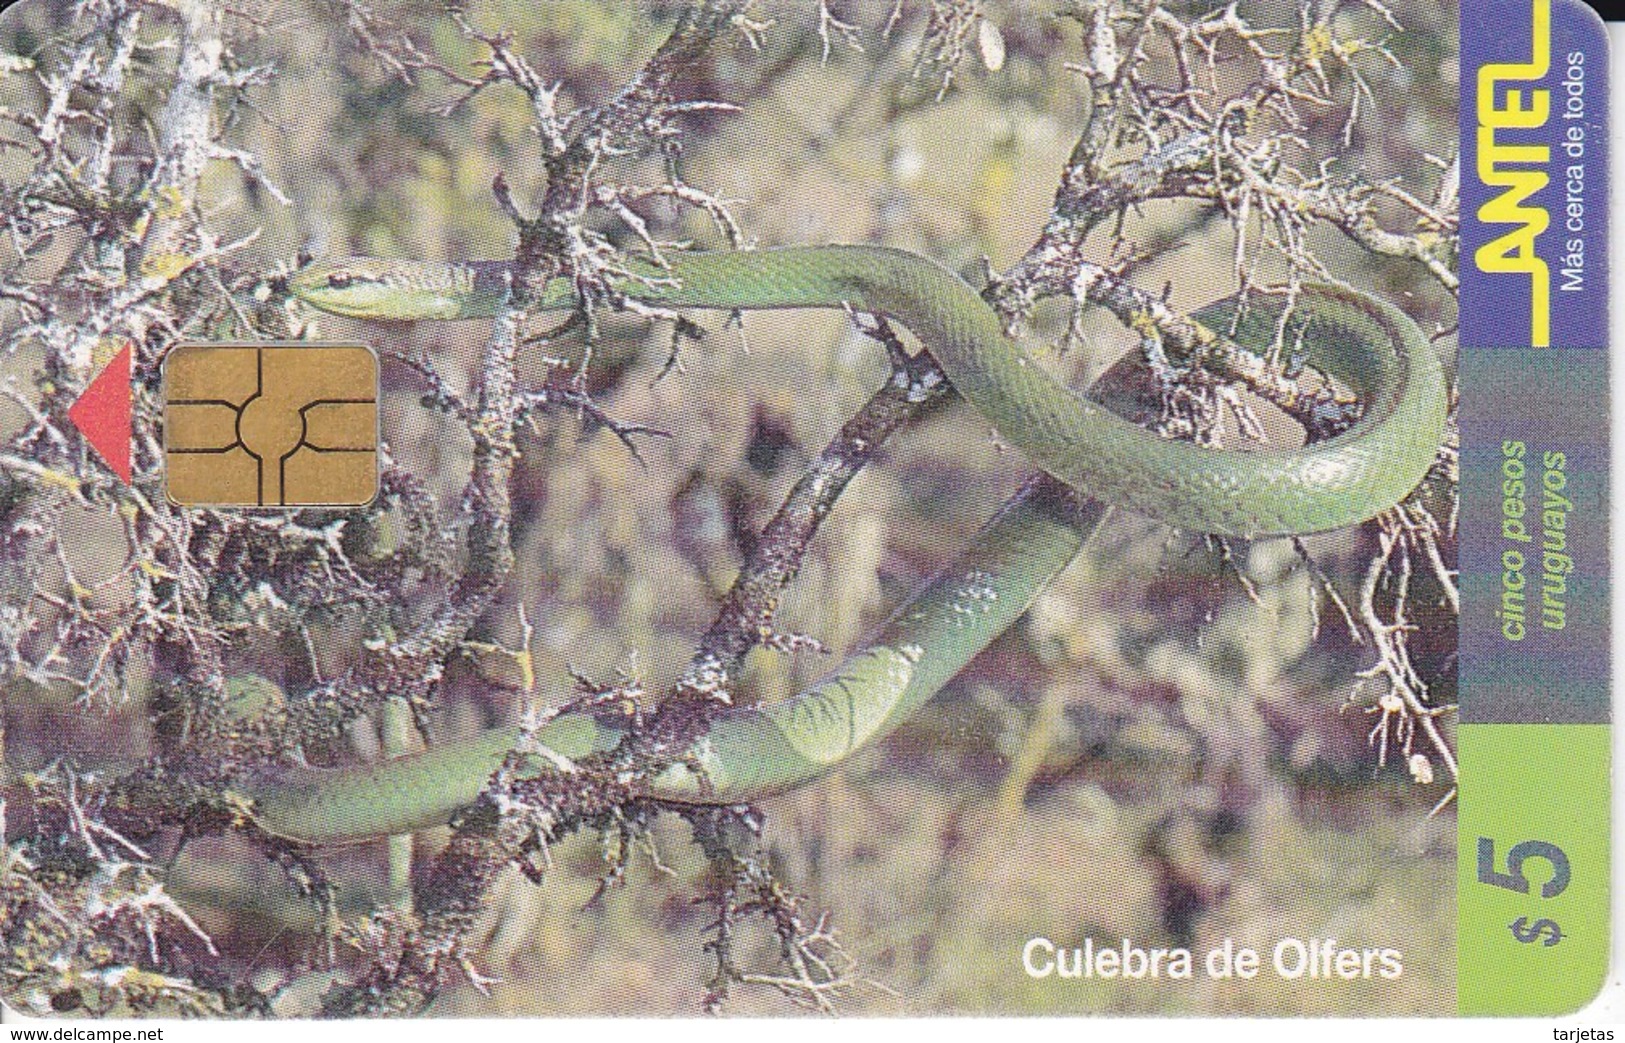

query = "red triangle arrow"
68;342;132;484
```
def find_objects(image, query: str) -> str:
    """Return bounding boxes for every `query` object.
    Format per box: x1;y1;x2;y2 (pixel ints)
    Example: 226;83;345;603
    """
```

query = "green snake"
251;246;1446;845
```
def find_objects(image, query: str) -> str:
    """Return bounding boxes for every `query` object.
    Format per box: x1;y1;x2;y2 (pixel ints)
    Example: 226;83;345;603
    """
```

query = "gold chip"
164;344;378;507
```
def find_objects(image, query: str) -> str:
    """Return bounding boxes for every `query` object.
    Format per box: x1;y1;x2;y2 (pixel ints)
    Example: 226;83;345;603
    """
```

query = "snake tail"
242;479;1104;844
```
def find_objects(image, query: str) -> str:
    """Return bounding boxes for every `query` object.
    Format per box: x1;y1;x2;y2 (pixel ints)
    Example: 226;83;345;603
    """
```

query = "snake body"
256;246;1446;844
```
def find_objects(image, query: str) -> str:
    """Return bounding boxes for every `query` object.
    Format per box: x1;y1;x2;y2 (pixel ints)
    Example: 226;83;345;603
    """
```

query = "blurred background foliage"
1;0;1457;1015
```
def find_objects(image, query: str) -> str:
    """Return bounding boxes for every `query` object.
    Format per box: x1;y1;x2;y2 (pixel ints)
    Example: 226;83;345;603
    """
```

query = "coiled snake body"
253;246;1446;844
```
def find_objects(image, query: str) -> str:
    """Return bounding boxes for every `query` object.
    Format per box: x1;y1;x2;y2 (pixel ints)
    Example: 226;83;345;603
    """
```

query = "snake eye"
326;272;354;290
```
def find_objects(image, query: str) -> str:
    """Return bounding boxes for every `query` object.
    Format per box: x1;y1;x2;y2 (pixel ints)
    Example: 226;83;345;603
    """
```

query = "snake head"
288;258;478;320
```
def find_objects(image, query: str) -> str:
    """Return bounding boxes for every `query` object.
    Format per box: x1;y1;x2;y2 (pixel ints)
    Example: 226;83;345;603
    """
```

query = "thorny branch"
680;324;949;700
692;806;859;1014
